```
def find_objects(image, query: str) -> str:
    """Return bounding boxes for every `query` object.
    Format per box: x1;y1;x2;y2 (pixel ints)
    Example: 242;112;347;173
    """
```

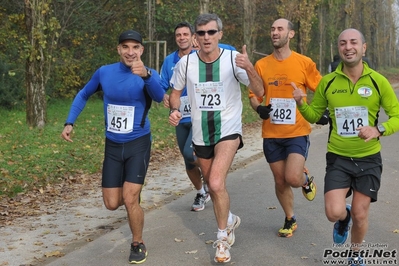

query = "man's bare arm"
168;89;183;126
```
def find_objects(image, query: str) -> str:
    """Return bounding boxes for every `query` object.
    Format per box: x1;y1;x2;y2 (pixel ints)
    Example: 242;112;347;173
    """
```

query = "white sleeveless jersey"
171;49;250;146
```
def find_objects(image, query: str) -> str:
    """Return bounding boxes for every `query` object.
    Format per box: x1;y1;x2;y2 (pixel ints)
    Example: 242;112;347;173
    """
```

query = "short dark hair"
174;22;194;35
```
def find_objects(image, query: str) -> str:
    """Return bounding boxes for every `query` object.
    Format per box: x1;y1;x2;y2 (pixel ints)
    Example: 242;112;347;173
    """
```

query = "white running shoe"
227;214;241;246
213;238;231;263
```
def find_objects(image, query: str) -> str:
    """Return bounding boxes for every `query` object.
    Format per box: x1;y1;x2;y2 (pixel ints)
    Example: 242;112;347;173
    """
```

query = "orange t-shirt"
250;51;322;138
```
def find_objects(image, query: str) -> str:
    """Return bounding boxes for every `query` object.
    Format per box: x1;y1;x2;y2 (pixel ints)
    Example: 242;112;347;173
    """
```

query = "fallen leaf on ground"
44;250;64;258
185;250;198;254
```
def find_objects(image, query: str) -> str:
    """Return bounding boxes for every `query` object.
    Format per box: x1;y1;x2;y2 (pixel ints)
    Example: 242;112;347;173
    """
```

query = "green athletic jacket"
298;62;399;158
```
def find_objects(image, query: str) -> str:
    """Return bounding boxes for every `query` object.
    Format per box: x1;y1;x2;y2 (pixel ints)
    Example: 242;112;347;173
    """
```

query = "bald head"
270;18;295;50
338;28;366;44
337;28;367;68
272;18;294;31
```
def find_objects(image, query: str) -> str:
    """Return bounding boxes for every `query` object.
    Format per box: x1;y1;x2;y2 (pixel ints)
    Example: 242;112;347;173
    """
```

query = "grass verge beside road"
2;67;398;200
0;88;258;199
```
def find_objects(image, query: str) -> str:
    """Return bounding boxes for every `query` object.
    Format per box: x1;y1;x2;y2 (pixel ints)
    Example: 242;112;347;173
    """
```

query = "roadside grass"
379;67;399;82
2;66;397;199
0;88;258;198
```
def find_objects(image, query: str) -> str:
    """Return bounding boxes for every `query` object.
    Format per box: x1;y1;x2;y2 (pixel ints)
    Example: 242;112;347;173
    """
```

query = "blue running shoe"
348;256;364;266
333;204;351;244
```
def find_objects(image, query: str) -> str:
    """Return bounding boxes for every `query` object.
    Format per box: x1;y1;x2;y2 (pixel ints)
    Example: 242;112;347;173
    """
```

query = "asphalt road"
42;104;399;266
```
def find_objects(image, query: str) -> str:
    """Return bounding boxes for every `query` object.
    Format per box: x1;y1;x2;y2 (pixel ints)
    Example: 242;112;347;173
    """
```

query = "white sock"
227;211;233;225
198;186;206;195
217;228;228;240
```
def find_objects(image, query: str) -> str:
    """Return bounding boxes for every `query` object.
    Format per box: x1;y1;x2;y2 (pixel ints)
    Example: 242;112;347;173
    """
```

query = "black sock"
341;208;350;223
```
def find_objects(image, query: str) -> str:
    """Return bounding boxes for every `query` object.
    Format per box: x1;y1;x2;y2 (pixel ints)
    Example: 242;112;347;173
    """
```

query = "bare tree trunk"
147;0;155;69
318;5;324;73
24;0;47;128
199;0;210;14
344;0;355;28
243;0;256;62
370;0;378;69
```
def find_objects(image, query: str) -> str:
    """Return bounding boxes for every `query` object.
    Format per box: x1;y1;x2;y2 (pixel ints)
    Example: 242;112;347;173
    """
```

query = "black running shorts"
324;152;382;202
102;134;151;188
192;134;243;159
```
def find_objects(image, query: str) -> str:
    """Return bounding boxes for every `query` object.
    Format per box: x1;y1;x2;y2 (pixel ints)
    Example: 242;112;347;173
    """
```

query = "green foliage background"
0;0;398;108
0;0;398;198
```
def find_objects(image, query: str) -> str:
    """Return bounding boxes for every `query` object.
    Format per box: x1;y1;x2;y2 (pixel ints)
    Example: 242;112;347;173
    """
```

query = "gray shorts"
324;152;382;202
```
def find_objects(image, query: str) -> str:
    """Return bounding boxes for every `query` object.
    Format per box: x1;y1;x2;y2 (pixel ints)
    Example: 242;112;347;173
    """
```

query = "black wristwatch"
143;68;152;80
377;124;386;135
169;108;179;115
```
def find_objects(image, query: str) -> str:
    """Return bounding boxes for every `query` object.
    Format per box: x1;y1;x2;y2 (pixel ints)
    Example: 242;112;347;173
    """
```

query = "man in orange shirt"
249;18;321;238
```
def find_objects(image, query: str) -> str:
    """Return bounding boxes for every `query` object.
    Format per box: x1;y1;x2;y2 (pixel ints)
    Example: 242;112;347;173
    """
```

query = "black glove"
256;104;273;120
316;108;329;125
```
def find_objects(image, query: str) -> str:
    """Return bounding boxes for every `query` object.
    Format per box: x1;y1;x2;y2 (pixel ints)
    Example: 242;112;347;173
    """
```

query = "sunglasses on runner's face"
196;30;219;36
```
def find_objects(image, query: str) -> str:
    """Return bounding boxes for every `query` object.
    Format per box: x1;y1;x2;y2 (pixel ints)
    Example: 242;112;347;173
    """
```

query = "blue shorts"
102;134;151;188
263;136;310;163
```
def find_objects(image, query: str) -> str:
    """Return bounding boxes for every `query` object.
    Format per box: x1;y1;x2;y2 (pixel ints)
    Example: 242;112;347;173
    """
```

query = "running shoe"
333;204;352;244
213;238;231;263
278;216;297;237
129;241;147;264
191;193;210;212
227;214;241;246
302;168;316;201
348;256;364;266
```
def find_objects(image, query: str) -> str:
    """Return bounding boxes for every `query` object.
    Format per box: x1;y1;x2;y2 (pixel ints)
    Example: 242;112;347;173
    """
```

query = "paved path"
2;82;399;266
0;121;264;266
41;119;399;266
41;94;399;266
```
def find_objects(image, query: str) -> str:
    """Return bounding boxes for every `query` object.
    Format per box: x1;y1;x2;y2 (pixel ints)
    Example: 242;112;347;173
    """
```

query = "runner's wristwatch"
143;68;152;80
377;124;386;135
169;108;179;115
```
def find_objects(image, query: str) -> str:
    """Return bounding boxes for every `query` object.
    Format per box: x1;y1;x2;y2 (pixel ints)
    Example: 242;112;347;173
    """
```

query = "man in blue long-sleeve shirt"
61;30;164;264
